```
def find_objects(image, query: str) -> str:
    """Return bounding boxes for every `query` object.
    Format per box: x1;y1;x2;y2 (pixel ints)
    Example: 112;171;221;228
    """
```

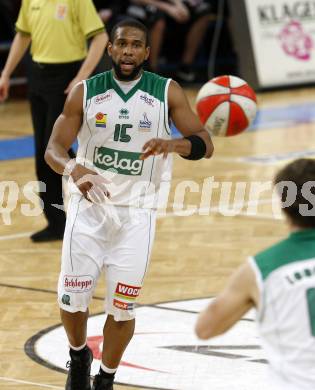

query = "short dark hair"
110;18;149;46
274;158;315;228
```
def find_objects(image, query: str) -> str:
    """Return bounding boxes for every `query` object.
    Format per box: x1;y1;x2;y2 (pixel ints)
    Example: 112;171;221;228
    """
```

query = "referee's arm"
0;32;31;102
64;30;108;94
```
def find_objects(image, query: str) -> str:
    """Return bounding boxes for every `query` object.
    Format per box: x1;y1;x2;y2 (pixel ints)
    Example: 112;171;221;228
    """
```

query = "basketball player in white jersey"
45;18;213;390
196;158;315;390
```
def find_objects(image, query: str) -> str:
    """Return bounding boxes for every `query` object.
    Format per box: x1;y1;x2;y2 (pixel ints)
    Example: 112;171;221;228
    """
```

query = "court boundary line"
0;232;33;240
0;282;104;301
0;198;281;243
0;376;63;389
149;303;254;322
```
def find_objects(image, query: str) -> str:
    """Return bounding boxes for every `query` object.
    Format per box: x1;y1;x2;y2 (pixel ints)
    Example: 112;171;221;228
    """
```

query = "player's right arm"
45;83;108;200
0;32;31;102
45;83;83;175
195;262;259;339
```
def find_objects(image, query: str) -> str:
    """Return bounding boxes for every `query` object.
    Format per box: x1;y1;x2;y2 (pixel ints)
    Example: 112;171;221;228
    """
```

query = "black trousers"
29;60;81;229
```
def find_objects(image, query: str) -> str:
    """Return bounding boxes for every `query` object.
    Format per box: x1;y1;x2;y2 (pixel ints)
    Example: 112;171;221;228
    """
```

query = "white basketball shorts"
58;194;156;321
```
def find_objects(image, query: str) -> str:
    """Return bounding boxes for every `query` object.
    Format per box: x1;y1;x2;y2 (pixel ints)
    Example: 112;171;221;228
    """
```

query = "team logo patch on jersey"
138;113;152;132
95;113;107;128
55;4;67;20
119;108;130;119
113;299;135;310
64;275;94;293
115;282;141;301
93;146;144;176
94;92;112;104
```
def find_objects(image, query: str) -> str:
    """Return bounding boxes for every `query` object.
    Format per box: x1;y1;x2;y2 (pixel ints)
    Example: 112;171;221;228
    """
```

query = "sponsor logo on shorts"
61;294;70;305
93;147;144;176
140;94;155;107
64;275;94;293
113;299;134;310
95;112;107;128
115;282;141;301
94;92;112;104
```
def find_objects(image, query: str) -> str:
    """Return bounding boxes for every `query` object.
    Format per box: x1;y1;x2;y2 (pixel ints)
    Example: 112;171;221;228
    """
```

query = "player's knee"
105;314;135;341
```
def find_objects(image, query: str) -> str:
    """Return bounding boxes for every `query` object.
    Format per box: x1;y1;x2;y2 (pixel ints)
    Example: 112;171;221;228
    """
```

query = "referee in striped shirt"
0;0;108;242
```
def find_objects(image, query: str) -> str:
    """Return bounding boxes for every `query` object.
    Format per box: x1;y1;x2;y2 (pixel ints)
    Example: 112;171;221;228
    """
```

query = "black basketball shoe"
92;373;114;390
65;346;93;390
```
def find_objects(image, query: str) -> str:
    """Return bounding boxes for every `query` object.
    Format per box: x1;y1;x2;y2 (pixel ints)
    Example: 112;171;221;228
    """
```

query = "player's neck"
113;70;143;84
113;73;143;94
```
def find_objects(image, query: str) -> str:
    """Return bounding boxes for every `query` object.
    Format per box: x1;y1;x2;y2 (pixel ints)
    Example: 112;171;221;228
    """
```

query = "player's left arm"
195;262;259;339
141;80;214;160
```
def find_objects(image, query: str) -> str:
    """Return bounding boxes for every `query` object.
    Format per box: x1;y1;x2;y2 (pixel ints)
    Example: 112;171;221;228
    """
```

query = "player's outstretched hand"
141;138;173;160
70;164;110;202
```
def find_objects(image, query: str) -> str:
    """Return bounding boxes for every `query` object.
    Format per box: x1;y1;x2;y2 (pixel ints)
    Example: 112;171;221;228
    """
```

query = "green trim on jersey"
85;70;168;103
254;229;315;280
85;71;112;101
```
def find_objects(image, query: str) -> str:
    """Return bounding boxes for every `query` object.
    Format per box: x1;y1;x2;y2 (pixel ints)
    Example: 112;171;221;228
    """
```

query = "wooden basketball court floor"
0;86;314;389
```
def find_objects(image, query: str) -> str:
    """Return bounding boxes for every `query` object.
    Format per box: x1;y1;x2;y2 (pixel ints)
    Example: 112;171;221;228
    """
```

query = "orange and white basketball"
196;75;257;137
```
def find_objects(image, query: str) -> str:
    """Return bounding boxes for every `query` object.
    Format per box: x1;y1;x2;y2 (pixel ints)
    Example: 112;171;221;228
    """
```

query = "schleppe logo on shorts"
64;275;94;293
93;147;144;176
114;282;141;301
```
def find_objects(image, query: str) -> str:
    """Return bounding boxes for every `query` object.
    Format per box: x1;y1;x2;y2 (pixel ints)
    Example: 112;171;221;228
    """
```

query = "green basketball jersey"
249;229;315;389
73;71;172;208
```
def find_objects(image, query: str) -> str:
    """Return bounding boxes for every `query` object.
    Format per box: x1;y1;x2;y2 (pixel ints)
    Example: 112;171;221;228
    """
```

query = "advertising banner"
244;1;315;87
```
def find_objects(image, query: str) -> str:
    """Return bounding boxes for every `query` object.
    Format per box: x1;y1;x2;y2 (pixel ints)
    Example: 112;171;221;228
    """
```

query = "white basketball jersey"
73;70;172;209
249;229;315;389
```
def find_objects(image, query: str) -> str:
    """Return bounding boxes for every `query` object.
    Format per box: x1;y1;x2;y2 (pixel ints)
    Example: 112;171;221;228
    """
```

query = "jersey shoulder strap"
84;70;171;105
254;231;315;280
140;71;170;103
85;71;112;101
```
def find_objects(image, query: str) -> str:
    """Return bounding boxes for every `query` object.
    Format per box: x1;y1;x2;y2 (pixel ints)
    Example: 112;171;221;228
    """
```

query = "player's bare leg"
61;309;89;346
61;309;92;390
92;315;135;389
149;19;166;72
178;14;215;81
102;315;135;367
182;14;214;65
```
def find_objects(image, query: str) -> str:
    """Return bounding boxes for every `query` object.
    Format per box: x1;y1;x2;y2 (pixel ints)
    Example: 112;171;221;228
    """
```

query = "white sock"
69;342;87;351
101;362;117;374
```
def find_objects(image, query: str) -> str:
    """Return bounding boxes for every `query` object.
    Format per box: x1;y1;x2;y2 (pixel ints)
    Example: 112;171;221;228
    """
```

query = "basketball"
196;75;257;137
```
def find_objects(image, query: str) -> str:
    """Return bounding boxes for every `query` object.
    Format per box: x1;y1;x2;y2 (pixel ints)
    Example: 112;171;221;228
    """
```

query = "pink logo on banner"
279;20;313;61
